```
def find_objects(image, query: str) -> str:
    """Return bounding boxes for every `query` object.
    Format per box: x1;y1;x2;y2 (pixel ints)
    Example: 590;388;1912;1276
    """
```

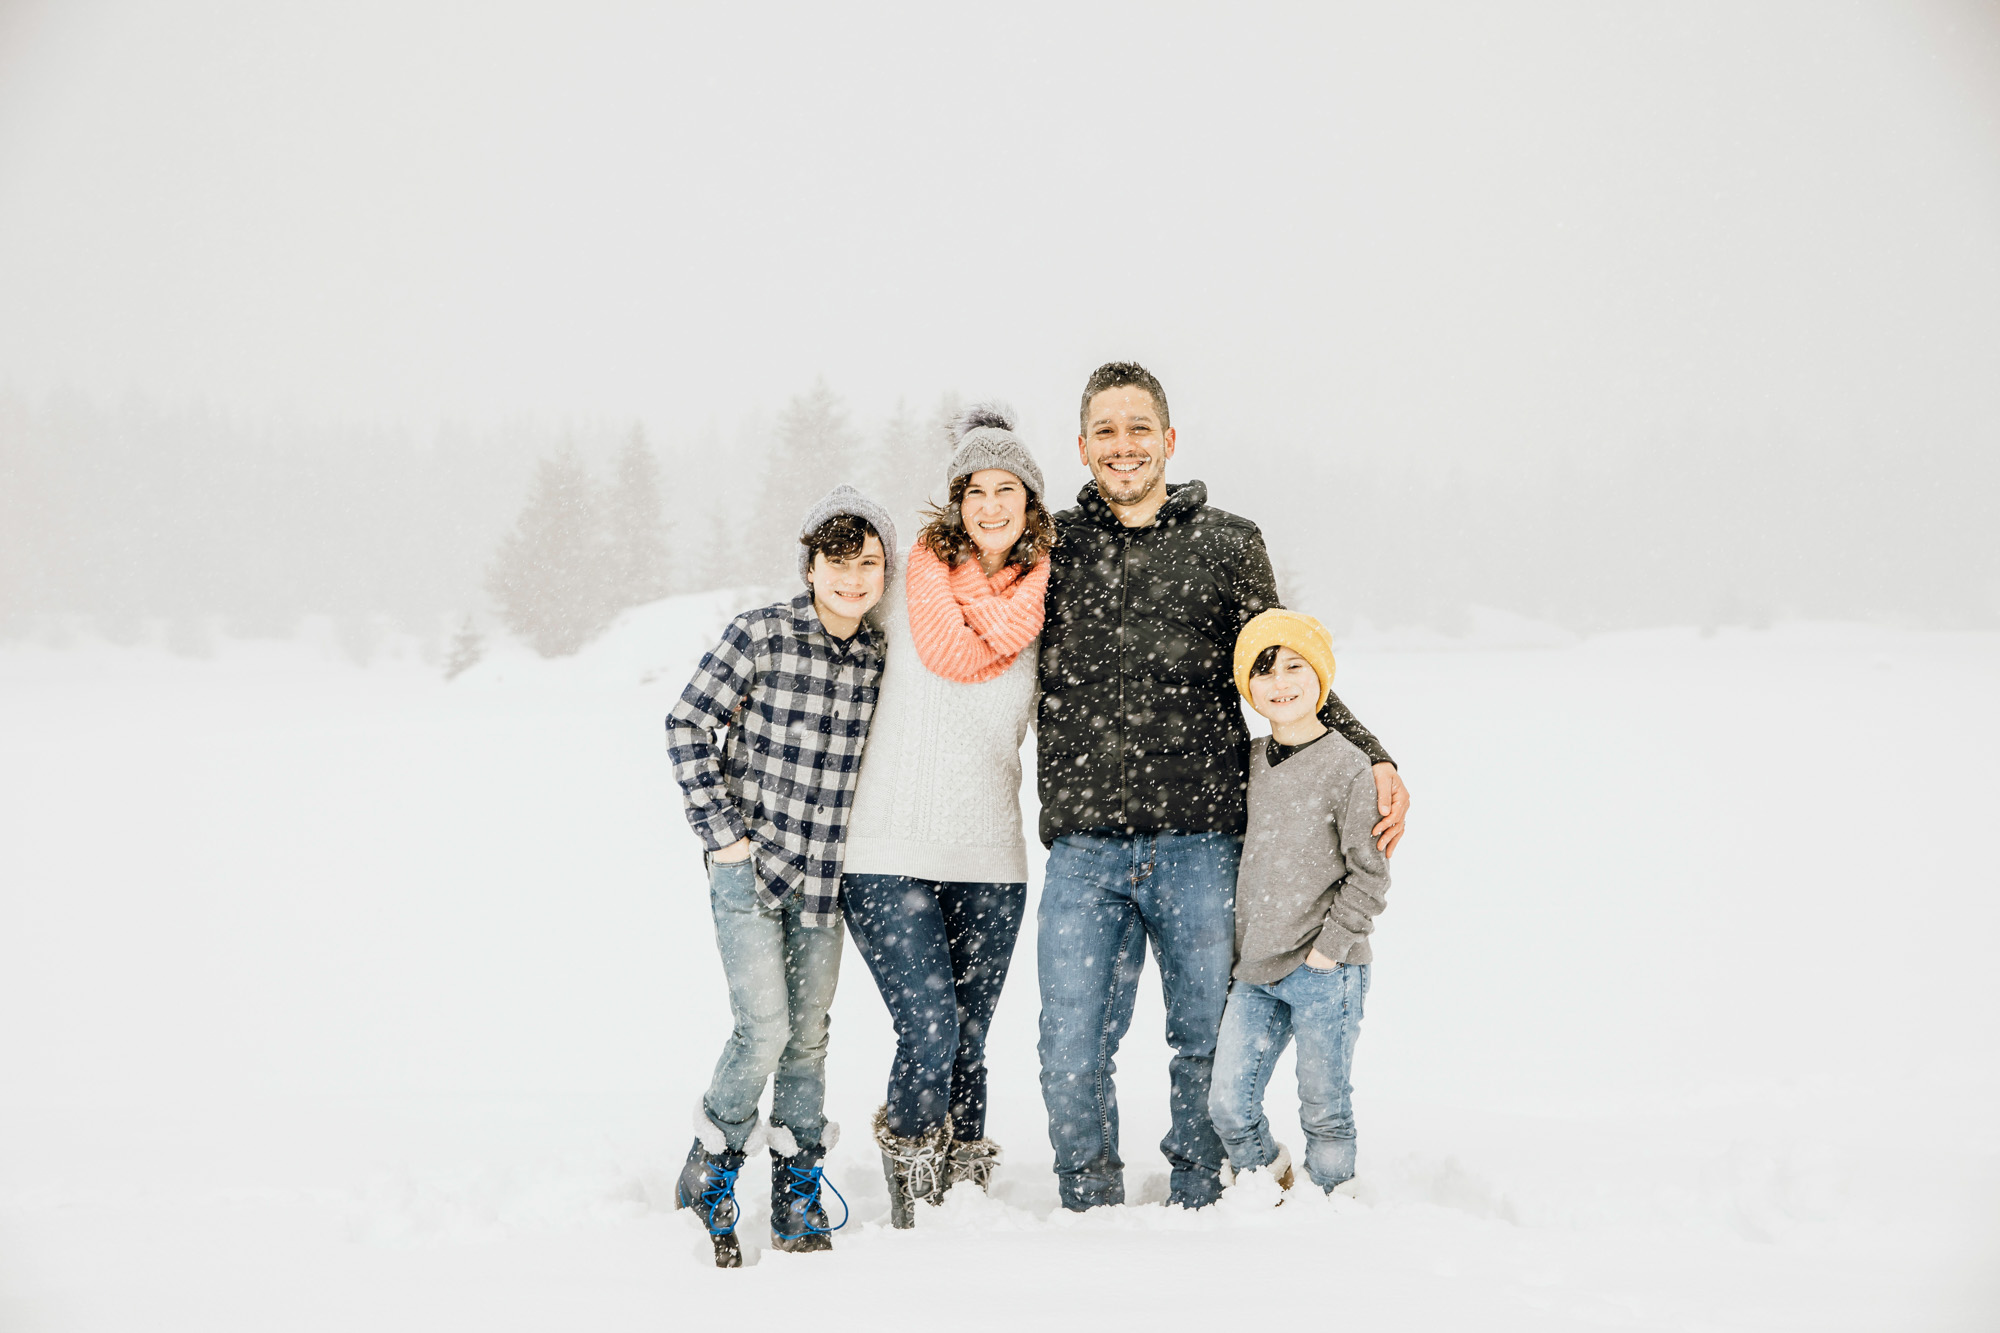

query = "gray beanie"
797;484;899;584
946;403;1045;499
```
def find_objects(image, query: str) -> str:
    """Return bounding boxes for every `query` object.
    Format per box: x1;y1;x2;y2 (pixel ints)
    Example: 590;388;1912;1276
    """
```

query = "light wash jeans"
1036;832;1240;1211
1208;960;1371;1191
700;856;843;1153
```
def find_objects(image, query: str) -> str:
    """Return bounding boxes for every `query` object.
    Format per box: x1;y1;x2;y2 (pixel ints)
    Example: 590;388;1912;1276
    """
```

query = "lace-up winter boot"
873;1106;949;1229
768;1130;847;1253
946;1136;1003;1192
675;1136;747;1268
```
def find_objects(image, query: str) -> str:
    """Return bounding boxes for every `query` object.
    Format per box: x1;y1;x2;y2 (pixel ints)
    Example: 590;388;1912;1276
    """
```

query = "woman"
841;404;1056;1227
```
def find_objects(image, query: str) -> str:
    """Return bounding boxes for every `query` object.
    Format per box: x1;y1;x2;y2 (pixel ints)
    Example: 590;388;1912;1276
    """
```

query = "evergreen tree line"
0;393;552;657
0;384;967;660
482;380;963;657
4;385;1994;664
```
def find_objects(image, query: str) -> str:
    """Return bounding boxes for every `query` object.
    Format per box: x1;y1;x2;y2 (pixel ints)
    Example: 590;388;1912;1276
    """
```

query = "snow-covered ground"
2;601;1996;1331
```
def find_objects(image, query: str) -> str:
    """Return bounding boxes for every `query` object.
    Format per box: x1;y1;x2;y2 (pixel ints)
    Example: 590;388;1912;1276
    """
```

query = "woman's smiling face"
961;468;1028;563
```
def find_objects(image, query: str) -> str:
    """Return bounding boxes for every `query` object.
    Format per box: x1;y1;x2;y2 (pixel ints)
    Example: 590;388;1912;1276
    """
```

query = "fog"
6;9;2000;1324
2;1;1997;645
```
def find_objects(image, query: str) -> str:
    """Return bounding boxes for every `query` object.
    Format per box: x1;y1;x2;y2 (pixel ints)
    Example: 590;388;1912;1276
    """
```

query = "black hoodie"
1035;479;1391;846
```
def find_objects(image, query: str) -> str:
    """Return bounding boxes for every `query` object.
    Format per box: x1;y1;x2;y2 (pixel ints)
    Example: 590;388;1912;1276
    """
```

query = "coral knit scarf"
903;542;1050;684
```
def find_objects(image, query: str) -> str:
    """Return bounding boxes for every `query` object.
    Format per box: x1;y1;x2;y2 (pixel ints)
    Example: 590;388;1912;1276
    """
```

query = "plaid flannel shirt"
665;592;885;928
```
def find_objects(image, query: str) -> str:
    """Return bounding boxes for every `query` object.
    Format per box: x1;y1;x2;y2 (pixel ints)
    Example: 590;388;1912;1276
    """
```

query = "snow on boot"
1267;1142;1297;1192
872;1106;949;1229
769;1137;847;1254
675;1136;747;1268
1218;1142;1296;1200
946;1136;1003;1192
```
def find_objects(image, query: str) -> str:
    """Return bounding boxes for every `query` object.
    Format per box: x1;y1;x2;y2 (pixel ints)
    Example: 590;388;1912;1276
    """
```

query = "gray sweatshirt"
1232;729;1392;984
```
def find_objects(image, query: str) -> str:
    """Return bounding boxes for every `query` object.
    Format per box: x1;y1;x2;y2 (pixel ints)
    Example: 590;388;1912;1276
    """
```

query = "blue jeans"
841;874;1027;1141
701;857;844;1153
1209;961;1371;1191
1036;832;1240;1211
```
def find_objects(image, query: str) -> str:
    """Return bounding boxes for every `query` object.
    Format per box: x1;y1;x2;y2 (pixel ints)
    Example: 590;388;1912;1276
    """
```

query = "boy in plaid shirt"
667;484;896;1266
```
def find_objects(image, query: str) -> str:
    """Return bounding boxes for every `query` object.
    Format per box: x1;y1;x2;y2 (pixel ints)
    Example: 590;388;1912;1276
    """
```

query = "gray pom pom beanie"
797;484;899;585
946;402;1045;499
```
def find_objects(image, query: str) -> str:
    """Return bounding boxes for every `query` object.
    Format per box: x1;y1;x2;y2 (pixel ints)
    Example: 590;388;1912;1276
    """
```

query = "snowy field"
2;599;1996;1331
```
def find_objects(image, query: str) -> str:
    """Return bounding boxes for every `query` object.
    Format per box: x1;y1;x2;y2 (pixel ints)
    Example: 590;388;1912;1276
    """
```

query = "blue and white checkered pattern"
666;593;885;928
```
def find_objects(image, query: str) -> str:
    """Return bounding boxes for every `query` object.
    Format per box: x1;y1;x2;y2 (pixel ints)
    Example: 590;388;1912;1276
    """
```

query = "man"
1035;361;1410;1211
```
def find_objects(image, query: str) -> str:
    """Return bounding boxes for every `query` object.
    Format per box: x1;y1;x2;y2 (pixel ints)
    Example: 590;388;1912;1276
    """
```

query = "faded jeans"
1208;960;1371;1191
700;856;843;1153
841;874;1027;1141
1036;831;1240;1211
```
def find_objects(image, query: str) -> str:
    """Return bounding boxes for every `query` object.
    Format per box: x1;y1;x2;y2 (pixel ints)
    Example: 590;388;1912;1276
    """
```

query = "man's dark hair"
1249;644;1283;678
800;512;880;570
1079;361;1170;431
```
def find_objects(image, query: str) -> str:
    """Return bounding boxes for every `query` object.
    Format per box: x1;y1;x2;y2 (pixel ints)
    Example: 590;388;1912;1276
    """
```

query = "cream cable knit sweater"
843;561;1037;885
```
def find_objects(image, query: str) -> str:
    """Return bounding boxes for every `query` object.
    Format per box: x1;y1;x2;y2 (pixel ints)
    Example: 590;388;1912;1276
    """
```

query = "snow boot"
769;1137;847;1253
873;1106;949;1229
675;1136;747;1268
1218;1142;1296;1198
946;1136;1003;1192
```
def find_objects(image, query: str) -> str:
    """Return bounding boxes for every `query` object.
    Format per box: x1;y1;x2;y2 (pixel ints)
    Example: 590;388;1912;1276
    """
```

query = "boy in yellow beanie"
1207;609;1391;1194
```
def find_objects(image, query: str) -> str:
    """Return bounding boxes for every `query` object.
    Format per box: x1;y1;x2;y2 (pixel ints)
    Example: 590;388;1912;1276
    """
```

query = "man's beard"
1094;456;1163;506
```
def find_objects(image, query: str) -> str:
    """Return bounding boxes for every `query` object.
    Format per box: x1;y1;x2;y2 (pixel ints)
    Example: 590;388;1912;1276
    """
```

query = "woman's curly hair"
915;473;1057;571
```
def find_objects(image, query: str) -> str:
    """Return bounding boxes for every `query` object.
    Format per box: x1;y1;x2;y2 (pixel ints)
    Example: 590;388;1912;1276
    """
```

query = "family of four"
664;362;1411;1267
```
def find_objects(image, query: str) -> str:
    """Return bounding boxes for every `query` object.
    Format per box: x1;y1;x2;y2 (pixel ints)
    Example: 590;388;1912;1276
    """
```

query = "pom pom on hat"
951;402;1017;440
946;401;1045;499
1233;609;1336;711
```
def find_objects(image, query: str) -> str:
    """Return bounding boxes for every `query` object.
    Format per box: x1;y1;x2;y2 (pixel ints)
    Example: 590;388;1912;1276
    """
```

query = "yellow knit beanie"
1233;609;1336;710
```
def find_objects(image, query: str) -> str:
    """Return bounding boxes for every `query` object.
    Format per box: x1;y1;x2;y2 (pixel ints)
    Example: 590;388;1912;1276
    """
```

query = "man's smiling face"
1078;384;1175;509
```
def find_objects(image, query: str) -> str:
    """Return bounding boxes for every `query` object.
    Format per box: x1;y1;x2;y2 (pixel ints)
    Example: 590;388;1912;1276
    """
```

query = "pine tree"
485;445;612;657
925;391;964;456
666;421;731;595
867;398;942;539
443;614;486;680
605;425;670;610
922;390;965;495
1270;546;1310;611
754;379;865;582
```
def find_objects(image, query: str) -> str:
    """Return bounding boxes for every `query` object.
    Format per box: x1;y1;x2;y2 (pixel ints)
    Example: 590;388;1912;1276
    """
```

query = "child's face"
810;535;887;620
1248;646;1322;727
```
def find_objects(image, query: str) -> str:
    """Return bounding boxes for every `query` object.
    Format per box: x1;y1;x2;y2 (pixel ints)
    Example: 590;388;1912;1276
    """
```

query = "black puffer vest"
1035;480;1280;845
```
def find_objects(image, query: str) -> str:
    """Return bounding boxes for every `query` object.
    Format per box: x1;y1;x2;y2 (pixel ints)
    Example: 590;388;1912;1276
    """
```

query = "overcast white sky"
1;1;1997;466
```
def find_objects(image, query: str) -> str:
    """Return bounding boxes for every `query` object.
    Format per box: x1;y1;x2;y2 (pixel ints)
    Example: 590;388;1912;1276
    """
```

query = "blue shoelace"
692;1165;741;1236
772;1163;849;1240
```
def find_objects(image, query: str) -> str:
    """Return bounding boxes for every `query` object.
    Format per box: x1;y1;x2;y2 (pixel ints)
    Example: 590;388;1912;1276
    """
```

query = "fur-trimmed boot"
946;1136;1003;1193
872;1107;949;1229
1218;1142;1296;1198
675;1127;748;1268
767;1122;846;1254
